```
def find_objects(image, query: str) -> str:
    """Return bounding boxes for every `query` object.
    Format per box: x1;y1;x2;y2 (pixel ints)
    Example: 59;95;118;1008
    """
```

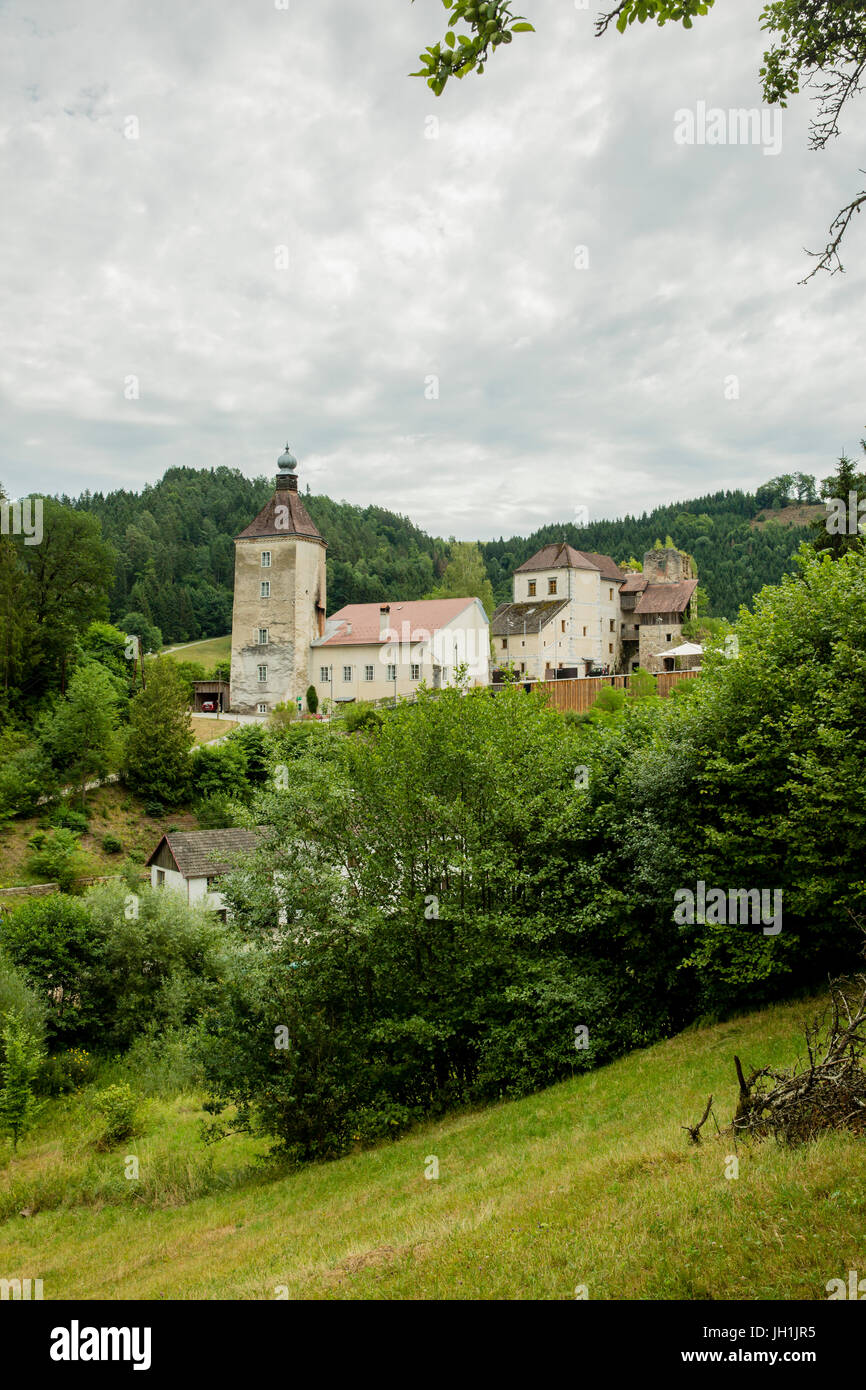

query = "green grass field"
1;993;861;1300
160;635;232;668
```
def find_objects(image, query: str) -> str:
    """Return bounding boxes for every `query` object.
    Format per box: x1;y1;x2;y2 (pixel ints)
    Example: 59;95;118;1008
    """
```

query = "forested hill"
483;489;808;617
66;469;811;643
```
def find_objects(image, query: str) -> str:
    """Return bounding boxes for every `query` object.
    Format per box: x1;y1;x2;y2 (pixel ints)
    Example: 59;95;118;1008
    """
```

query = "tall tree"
40;663;123;806
428;540;496;614
123;659;194;806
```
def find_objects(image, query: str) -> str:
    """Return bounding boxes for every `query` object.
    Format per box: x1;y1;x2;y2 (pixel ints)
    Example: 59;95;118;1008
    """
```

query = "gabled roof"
634;579;698;616
314;597;482;648
236;488;323;542
515;542;622;582
491;599;568;636
146;828;264;879
620;573;648;593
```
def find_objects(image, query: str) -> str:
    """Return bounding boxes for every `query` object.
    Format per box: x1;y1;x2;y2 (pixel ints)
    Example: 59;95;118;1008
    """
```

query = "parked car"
201;700;218;712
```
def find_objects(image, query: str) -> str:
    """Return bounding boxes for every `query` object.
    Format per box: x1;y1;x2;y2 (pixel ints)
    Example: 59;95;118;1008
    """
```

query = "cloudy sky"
1;0;864;539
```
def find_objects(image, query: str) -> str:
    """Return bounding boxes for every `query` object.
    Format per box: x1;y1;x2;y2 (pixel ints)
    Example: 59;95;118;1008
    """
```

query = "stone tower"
229;446;326;714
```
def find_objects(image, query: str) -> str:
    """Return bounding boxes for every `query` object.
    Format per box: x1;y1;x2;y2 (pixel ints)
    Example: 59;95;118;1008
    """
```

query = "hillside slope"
1;992;862;1300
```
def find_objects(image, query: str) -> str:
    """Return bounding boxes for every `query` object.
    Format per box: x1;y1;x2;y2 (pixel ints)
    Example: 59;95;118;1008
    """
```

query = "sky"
1;0;864;540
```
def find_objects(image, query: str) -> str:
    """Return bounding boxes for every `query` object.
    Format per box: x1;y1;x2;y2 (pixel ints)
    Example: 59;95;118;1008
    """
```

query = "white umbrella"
665;641;704;657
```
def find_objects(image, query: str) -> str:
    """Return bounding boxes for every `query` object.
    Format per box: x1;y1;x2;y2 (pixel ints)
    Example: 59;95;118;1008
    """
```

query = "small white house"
146;829;263;919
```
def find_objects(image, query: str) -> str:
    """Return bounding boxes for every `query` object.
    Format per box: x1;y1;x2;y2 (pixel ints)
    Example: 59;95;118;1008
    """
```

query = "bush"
92;1083;141;1149
101;833;123;854
0;730;55;823
306;685;319;715
0;897;101;1045
195;794;237;830
144;801;165;819
51;806;90;834
0;948;46;1064
191;740;249;801
343;701;383;734
26;827;87;892
39;1046;96;1096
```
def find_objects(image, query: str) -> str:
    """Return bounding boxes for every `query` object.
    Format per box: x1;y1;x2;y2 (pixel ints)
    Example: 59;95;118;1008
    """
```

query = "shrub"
0;730;55;824
306;685;319;715
191;740;249;801
101;833;123;854
0;897;101;1045
343;701;383;734
26;827;87;892
195;794;237;830
92;1083;141;1149
39;1046;96;1096
144;801;165;818
0;1010;44;1151
0;949;46;1064
50;806;90;834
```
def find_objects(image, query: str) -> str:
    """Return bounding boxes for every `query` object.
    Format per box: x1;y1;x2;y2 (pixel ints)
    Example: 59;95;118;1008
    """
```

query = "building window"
387;664;397;682
261;551;271;567
364;665;374;682
609;619;615;632
666;633;672;642
548;579;557;595
608;644;613;654
609;588;613;601
410;663;420;680
257;664;268;682
320;666;331;683
258;628;269;645
582;626;587;637
257;702;268;714
561;621;566;633
528;580;536;597
342;665;352;682
155;868;165;888
260;580;270;598
501;638;507;649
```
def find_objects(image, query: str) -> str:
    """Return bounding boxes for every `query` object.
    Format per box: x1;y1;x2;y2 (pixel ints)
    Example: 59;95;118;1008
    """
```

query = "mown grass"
0;994;862;1300
160;635;232;668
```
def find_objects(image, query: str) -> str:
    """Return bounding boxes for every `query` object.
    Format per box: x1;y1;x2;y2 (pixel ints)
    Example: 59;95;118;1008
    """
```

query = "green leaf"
511;21;534;31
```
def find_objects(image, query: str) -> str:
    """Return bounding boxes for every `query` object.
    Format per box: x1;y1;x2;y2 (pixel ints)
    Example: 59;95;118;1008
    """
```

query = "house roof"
236;487;323;542
634;579;698;616
515;542;622;582
491;599;568;636
314;597;481;648
146;828;264;879
620;573;648;593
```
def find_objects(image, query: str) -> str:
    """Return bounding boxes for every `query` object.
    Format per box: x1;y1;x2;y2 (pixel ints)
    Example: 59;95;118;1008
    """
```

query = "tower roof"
235;443;324;542
235;487;323;541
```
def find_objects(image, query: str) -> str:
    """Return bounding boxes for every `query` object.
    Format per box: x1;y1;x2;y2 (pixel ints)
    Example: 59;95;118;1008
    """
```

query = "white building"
492;542;624;677
310;596;490;705
146;828;263;920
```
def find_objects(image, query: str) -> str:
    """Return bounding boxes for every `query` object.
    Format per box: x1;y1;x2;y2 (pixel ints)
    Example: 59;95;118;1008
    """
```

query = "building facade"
229;447;327;715
229;448;489;712
492;542;624;678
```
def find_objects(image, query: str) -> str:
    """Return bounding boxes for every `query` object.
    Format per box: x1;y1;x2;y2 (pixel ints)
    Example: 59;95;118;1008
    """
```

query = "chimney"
379;604;391;637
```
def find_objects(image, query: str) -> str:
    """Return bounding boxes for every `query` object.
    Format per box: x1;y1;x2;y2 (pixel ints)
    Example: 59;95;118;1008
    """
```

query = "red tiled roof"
515;543;622;581
316;597;481;647
236;488;323;541
634;579;698;616
620;573;648;593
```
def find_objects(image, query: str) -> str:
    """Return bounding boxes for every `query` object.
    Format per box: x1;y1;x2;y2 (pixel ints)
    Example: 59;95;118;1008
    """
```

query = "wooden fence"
491;669;700;714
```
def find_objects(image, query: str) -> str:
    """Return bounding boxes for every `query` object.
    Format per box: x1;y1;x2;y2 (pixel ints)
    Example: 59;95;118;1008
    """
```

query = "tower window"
260;581;270;598
548;579;557;595
364;665;374;682
258;628;269;645
501;638;507;649
342;665;352;682
609;619;615;632
257;703;268;714
561;621;566;633
609;588;613;601
257;664;268;682
261;552;271;568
